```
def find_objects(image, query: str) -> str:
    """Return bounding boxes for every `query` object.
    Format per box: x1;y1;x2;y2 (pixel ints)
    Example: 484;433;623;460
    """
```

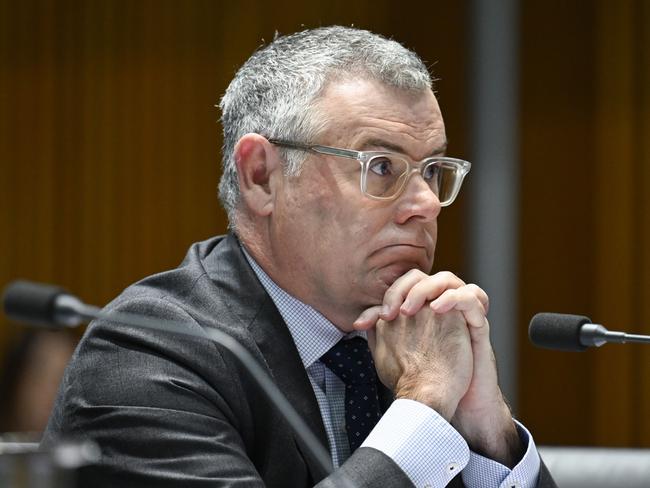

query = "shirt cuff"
361;398;469;487
461;420;541;488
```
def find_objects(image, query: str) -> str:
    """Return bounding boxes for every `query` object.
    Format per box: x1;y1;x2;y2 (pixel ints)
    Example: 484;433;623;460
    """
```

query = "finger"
400;271;466;316
437;289;492;347
465;316;491;344
429;288;488;329
430;284;488;315
380;269;428;320
352;305;383;330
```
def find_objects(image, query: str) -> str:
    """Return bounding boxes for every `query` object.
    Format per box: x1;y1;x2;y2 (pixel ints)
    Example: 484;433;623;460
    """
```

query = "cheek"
283;172;387;267
290;178;349;232
278;184;341;261
325;214;381;279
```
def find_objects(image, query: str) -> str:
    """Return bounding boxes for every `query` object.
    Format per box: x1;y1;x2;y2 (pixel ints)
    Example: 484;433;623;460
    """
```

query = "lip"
383;242;427;250
380;243;429;257
369;242;433;269
371;238;433;258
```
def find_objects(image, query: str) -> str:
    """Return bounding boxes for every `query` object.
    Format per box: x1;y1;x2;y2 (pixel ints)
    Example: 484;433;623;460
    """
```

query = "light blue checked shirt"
244;250;540;488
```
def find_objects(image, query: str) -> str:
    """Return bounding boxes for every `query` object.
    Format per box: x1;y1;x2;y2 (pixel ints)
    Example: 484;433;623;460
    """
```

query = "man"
43;26;556;487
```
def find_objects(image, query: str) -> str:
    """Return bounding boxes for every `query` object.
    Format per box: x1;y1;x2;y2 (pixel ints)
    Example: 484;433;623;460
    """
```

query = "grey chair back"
539;446;650;488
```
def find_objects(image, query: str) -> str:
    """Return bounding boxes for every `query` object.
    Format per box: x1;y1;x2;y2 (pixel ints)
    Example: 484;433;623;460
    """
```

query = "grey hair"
218;26;433;222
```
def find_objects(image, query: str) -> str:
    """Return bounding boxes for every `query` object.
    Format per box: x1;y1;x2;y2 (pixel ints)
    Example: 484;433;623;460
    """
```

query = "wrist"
394;377;458;421
452;403;523;467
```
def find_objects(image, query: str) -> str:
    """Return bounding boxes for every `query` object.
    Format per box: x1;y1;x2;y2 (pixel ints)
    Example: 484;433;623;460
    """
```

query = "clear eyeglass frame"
268;138;471;206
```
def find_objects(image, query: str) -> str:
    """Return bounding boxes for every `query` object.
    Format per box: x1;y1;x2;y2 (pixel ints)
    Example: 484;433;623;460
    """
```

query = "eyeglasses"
268;139;471;206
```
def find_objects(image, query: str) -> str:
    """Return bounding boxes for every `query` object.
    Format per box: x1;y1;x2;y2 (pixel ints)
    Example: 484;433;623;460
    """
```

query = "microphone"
3;280;101;327
2;280;336;478
529;312;650;351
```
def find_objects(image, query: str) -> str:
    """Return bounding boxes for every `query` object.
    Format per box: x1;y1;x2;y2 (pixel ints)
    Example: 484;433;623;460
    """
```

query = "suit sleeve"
42;296;269;487
316;447;415;488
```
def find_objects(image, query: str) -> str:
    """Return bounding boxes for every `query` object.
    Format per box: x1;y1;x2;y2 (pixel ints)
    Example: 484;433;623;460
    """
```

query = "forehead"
314;78;447;157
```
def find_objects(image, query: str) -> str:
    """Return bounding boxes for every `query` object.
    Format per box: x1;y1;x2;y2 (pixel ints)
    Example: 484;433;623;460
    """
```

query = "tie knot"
320;337;376;385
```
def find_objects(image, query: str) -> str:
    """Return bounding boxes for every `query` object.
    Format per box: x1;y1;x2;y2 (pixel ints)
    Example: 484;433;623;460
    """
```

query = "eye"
423;162;441;181
368;157;395;177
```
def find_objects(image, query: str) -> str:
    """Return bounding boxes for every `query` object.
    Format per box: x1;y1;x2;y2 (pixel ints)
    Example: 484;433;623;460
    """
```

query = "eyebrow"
357;137;448;157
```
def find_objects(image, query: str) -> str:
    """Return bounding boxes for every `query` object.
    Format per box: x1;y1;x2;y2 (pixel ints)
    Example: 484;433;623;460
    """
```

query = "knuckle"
466;283;490;309
435;271;465;287
435;270;455;280
384;270;428;303
466;283;486;296
410;276;434;293
441;287;458;300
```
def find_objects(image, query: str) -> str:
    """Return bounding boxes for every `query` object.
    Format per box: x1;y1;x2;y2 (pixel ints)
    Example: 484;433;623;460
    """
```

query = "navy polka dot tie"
320;337;382;453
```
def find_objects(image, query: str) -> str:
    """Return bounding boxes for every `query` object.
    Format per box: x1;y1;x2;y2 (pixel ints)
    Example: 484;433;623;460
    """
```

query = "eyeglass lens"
364;155;460;203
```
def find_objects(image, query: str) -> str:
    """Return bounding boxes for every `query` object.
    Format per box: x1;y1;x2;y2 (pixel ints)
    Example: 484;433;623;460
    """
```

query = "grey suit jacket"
42;234;556;487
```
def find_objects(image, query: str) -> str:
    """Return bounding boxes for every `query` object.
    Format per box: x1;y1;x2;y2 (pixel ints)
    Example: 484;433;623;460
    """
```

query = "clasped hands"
353;270;522;467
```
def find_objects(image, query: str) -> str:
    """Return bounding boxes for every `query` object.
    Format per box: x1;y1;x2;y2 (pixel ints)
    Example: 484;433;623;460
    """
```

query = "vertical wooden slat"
517;0;599;445
13;1;56;284
637;0;650;443
51;3;80;291
79;0;112;302
593;0;637;445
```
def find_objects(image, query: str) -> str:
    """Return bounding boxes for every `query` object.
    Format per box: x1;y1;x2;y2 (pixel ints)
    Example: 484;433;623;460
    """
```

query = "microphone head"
529;313;592;351
2;280;68;327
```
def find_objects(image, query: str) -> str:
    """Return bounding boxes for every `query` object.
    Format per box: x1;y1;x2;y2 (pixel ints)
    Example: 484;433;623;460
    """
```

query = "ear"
234;134;282;217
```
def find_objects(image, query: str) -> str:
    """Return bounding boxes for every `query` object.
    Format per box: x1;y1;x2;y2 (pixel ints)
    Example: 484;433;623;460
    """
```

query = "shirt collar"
241;246;364;368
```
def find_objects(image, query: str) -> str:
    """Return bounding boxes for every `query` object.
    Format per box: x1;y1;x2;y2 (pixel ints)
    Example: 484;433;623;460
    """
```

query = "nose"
393;171;441;224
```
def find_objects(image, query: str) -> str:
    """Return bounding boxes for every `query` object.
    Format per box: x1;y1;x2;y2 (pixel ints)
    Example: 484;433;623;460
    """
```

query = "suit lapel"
204;235;330;482
247;298;331;481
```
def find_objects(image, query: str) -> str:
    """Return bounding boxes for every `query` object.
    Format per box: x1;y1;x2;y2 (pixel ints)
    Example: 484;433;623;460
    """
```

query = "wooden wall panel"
519;0;650;447
518;0;598;445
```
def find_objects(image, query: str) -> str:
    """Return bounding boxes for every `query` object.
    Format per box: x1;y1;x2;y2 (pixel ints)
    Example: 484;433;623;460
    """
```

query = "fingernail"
400;300;412;314
380;305;390;317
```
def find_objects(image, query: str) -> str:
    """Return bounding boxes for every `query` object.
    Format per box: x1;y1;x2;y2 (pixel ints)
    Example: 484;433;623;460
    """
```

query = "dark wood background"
1;0;649;446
